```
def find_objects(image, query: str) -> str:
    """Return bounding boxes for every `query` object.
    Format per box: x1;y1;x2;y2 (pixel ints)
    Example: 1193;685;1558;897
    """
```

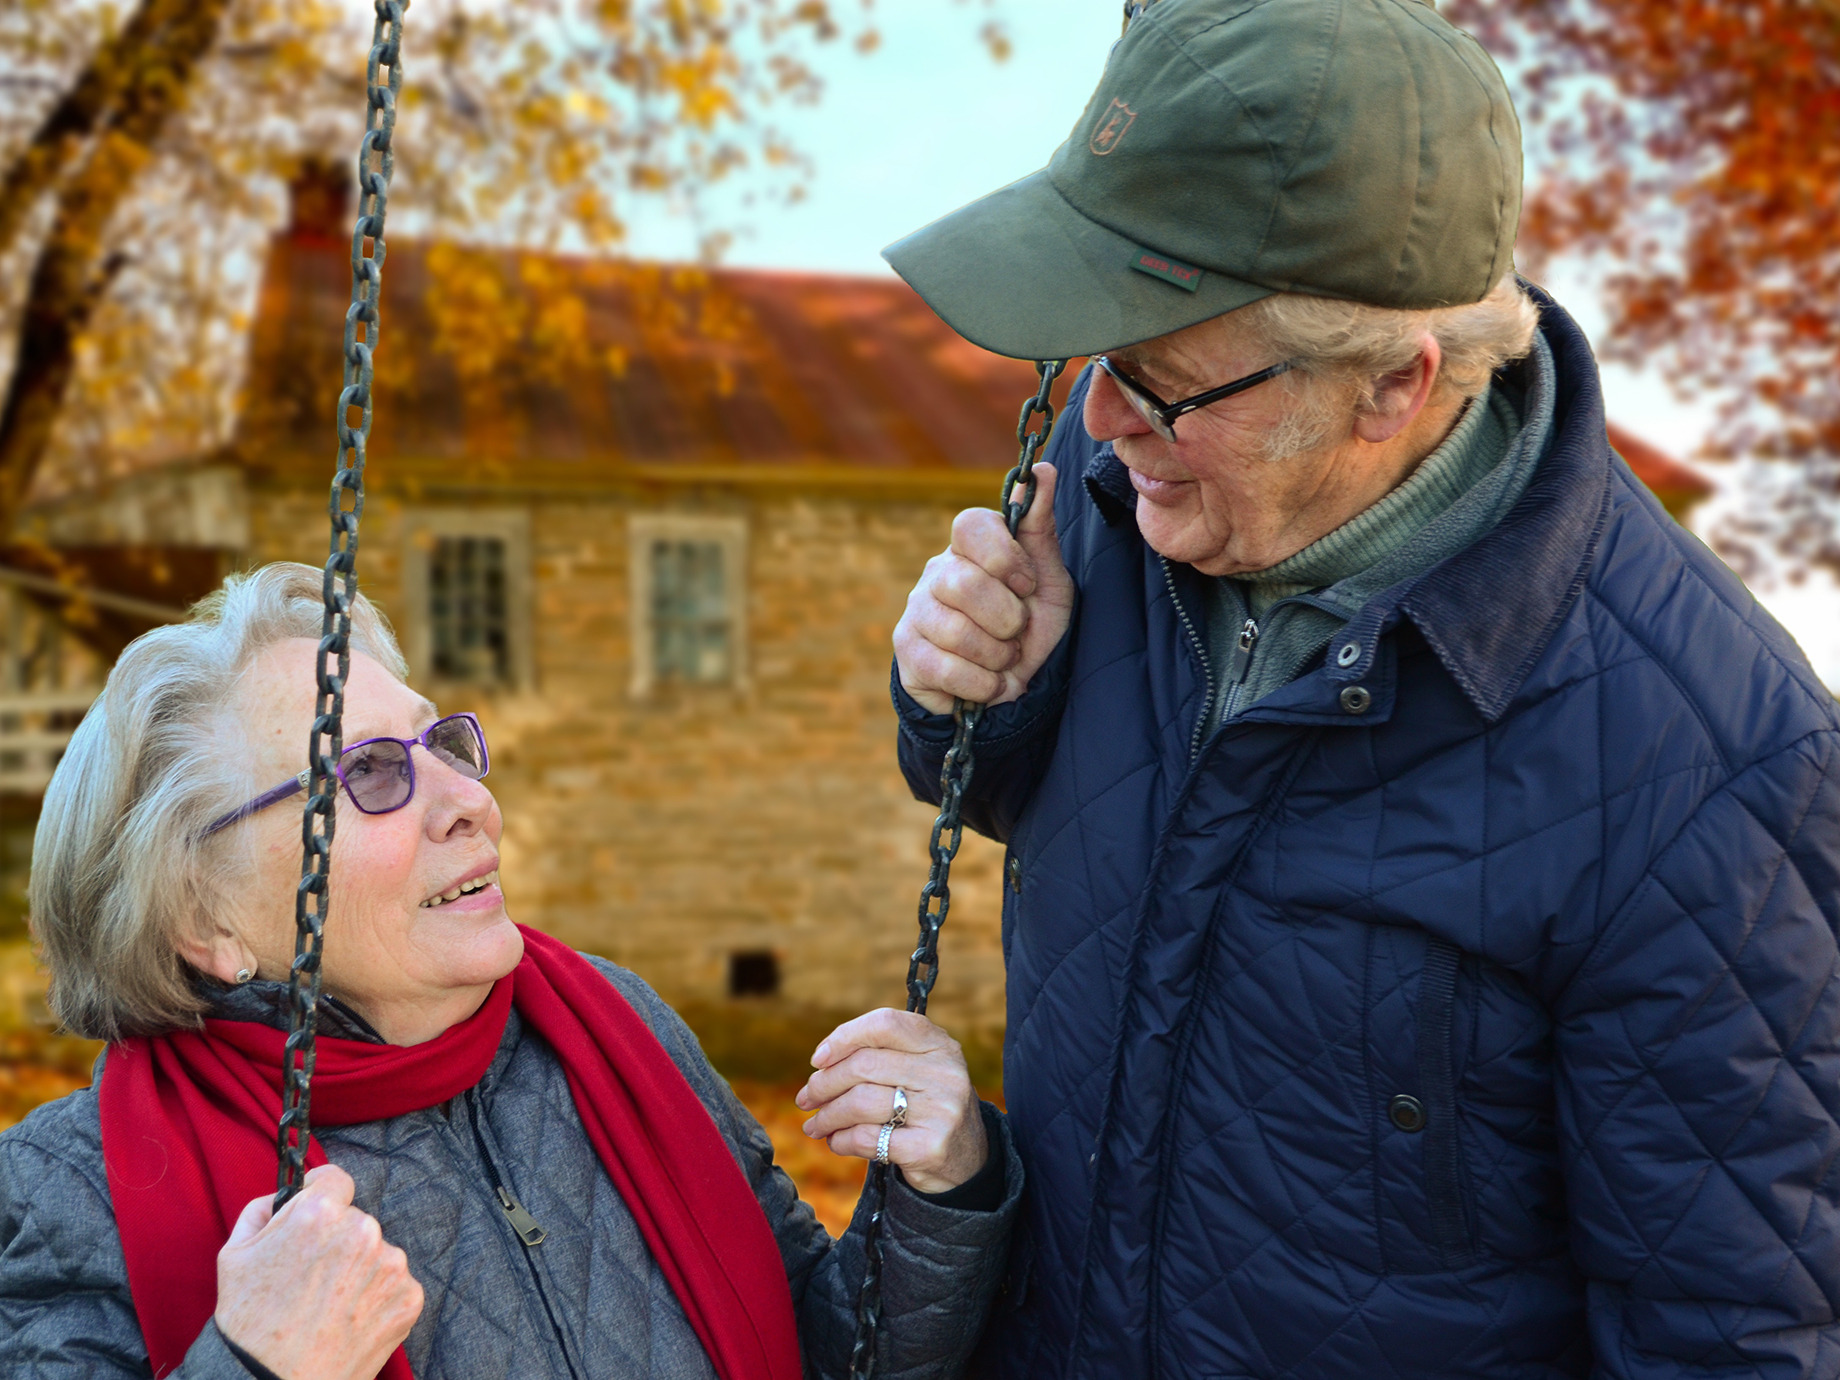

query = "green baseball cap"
883;0;1523;360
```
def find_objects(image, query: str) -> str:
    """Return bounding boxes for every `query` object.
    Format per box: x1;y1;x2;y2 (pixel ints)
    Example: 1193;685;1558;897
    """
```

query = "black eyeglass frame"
1092;354;1294;442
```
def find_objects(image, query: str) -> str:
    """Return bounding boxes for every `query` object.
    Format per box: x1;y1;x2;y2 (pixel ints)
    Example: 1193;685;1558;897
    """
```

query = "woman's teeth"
421;869;498;908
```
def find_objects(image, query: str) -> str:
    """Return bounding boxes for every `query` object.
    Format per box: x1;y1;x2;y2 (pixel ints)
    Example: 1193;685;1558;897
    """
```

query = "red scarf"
99;925;801;1380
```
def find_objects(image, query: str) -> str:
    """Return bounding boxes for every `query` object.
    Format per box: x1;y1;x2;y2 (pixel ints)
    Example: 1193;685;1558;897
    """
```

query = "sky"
628;0;1840;688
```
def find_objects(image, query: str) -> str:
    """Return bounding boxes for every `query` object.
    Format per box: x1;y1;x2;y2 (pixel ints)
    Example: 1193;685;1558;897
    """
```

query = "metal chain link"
275;0;406;1209
848;358;1068;1379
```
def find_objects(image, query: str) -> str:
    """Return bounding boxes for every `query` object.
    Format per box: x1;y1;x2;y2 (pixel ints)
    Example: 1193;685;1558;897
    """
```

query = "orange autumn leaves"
0;0;873;533
1449;0;1840;571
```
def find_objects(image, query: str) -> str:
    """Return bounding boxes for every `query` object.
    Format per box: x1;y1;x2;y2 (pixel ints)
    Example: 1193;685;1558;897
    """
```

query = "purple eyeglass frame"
203;712;490;836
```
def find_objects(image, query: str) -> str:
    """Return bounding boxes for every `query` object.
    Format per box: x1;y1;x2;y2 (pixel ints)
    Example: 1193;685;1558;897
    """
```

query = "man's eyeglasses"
204;712;490;836
1092;354;1293;442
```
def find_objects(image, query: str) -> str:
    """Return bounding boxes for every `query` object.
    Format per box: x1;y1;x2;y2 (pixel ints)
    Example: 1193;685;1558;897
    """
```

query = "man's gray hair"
30;562;406;1041
1245;272;1541;459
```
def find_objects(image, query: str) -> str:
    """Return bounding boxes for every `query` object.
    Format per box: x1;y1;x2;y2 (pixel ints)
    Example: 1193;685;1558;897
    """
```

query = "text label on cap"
1131;250;1205;293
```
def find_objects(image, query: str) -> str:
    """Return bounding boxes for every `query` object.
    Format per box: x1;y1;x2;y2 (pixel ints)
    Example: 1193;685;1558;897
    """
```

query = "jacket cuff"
889;626;1078;760
904;1104;1007;1213
885;1101;1023;1234
181;1321;283;1379
891;666;961;746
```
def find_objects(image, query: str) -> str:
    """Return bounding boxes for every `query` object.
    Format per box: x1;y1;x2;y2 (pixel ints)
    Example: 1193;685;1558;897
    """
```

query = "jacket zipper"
465;1094;581;1380
1161;557;1216;763
1216;616;1261;724
1231;618;1260;683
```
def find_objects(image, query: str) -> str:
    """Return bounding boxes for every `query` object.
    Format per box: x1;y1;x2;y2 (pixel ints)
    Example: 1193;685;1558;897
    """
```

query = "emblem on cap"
1089;98;1137;156
1130;248;1204;292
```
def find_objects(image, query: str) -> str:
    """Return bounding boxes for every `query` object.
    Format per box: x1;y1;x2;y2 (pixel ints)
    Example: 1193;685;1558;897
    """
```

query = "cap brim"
882;169;1273;360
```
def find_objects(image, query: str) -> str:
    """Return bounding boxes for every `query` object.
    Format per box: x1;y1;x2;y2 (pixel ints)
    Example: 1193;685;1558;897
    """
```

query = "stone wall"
245;481;1010;1038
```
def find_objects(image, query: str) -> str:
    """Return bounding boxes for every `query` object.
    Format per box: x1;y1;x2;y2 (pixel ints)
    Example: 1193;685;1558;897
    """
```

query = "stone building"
6;198;1080;1038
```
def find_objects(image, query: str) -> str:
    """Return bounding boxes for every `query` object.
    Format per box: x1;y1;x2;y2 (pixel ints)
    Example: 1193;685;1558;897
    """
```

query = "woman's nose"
420;751;495;837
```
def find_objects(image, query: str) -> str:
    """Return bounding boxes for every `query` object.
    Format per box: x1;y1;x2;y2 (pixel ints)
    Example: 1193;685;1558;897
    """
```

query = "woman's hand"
215;1164;424;1380
796;1008;989;1194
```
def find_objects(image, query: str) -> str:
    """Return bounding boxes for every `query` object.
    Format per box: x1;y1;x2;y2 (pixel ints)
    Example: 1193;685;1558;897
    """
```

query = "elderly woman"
0;563;1019;1380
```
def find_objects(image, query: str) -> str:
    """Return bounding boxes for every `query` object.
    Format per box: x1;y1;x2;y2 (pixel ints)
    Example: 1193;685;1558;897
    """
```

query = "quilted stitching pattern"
0;960;1022;1378
898;305;1840;1379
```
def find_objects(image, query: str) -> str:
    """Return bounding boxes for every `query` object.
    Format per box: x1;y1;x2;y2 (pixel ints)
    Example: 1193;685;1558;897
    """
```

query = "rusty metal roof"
1606;422;1713;518
235;235;1078;492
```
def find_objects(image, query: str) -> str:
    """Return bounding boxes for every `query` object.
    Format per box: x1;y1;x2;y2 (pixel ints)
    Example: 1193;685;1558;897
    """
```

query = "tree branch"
0;0;170;262
0;0;234;529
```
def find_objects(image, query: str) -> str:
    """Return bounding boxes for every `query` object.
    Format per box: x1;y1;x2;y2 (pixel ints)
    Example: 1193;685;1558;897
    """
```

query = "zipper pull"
1231;618;1260;684
497;1185;548;1246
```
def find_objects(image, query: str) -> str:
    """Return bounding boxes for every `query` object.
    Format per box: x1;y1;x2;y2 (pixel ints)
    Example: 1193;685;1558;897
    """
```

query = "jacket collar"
206;977;390;1042
1081;284;1612;725
1394;285;1610;722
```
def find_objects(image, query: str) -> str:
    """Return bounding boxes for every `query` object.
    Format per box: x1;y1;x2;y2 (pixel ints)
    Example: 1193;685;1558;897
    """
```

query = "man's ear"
1353;333;1442;444
177;921;253;985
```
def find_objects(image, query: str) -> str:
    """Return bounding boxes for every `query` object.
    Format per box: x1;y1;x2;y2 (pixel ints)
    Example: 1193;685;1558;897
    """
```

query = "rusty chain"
847;358;1067;1379
275;0;405;1209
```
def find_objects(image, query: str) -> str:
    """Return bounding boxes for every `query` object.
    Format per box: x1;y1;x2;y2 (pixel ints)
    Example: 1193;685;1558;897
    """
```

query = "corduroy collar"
1393;285;1610;722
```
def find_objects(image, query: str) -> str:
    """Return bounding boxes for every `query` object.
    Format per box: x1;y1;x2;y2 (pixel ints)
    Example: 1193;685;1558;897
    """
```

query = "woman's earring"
234;968;253;984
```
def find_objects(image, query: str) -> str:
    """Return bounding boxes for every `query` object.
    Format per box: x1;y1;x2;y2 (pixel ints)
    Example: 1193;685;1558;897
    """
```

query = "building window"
430;536;509;683
650;539;730;683
403;509;533;690
729;950;781;998
629;513;747;696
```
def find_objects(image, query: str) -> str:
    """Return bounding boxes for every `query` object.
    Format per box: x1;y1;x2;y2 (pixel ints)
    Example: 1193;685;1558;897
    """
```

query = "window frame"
402;508;535;692
628;512;748;698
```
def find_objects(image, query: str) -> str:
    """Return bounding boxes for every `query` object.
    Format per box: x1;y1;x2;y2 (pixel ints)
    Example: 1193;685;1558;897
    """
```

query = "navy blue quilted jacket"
895;290;1840;1379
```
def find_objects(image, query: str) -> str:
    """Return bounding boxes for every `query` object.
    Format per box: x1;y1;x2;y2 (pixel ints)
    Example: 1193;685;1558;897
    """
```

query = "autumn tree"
0;0;1010;538
1445;0;1840;575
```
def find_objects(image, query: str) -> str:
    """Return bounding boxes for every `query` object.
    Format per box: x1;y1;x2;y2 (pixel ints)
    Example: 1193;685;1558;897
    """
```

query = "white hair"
1244;272;1541;459
30;562;406;1041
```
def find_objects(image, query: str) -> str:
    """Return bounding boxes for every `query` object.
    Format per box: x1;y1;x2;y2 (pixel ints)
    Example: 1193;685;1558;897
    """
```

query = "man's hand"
215;1164;424;1380
893;462;1074;714
796;1009;989;1195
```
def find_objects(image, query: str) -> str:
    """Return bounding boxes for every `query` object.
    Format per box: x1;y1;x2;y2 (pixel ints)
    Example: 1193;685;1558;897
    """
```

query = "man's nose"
1083;366;1152;443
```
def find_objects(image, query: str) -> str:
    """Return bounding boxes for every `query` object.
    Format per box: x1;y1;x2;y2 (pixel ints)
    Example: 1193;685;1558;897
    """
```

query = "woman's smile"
418;863;502;910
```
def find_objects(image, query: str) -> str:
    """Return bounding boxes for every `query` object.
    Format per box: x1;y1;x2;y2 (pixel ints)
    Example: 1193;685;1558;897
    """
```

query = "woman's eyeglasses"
1091;354;1293;442
204;712;490;836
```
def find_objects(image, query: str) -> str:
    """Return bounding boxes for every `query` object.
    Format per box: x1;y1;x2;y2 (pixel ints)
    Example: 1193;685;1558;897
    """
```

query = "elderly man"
886;1;1840;1377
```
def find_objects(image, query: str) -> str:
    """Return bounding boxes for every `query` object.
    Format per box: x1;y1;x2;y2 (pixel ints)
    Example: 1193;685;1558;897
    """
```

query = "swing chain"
275;0;405;1209
848;358;1068;1380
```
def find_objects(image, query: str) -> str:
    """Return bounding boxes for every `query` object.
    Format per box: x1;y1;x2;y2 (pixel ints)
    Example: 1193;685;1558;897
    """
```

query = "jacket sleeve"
1552;731;1840;1379
0;1122;260;1379
892;635;1075;847
598;963;1024;1380
775;1107;1023;1380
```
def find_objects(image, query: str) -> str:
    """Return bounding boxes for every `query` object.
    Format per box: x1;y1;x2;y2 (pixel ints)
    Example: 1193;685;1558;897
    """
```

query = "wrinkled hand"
215;1164;424;1380
796;1008;989;1194
893;462;1074;715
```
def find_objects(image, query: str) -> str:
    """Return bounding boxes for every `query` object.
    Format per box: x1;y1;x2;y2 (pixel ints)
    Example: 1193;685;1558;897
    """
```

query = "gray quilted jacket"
0;956;1021;1379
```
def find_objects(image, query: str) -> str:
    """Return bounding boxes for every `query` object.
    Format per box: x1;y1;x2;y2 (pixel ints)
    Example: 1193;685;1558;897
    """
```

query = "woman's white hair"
30;562;406;1041
1243;272;1541;459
